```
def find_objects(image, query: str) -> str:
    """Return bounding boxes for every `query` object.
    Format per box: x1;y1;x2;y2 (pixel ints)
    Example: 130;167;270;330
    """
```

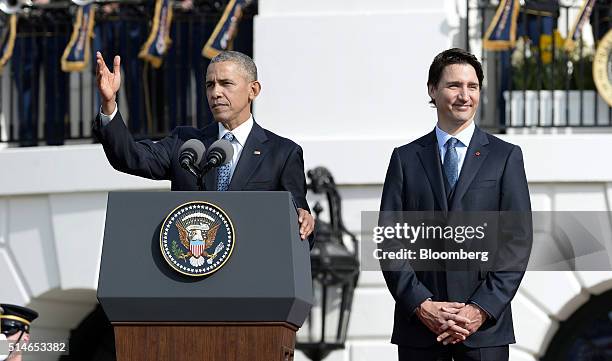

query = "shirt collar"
435;120;475;149
218;115;254;146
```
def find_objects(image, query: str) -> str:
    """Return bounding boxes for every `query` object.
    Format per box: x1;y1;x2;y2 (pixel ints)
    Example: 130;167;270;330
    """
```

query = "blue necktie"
444;137;459;189
216;132;234;191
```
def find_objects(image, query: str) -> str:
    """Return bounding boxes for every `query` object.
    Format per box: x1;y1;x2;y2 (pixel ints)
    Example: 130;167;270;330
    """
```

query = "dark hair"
427;48;484;105
210;51;258;82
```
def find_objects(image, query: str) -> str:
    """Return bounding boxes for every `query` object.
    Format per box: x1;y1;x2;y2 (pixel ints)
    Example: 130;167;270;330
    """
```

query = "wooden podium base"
113;322;297;361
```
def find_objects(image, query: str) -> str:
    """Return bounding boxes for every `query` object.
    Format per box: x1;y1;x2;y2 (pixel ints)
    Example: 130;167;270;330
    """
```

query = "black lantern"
296;167;360;361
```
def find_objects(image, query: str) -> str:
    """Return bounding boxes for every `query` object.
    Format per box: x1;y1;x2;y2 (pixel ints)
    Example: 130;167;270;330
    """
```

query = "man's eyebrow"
444;81;479;86
207;77;232;83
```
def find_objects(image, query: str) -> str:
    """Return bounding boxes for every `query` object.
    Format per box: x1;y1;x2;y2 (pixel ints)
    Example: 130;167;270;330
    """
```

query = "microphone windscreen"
207;139;234;164
178;139;206;164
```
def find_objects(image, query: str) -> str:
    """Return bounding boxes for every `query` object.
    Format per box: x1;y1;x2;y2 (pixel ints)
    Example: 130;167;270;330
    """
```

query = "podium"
97;191;313;361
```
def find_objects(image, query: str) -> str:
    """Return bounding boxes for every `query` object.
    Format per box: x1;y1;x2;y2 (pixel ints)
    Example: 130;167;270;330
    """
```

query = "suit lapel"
416;130;448;211
449;126;489;210
200;125;218;191
228;122;269;191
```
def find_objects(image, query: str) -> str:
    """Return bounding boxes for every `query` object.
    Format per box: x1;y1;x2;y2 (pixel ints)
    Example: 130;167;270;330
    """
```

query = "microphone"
203;139;234;170
178;139;206;177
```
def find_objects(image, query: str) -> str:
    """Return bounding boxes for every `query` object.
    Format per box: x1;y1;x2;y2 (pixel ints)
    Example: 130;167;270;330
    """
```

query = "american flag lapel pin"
475;151;481;156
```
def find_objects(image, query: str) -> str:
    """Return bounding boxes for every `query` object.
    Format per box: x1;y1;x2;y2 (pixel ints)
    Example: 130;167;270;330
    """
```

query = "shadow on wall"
58;304;116;361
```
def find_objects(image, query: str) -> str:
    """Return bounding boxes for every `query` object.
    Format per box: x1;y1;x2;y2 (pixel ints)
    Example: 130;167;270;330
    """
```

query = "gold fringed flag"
61;4;95;72
139;0;173;69
202;0;252;59
483;0;520;51
565;0;596;51
0;14;16;74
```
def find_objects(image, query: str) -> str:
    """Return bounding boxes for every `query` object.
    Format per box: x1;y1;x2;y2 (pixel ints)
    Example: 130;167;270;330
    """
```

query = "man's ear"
427;84;436;102
249;81;261;101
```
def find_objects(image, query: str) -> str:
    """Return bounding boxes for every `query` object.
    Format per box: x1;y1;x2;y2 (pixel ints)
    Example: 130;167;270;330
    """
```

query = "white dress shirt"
435;120;475;175
99;103;119;126
218;116;253;181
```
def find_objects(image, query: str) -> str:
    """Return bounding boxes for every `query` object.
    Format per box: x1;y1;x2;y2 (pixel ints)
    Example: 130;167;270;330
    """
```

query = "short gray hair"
209;51;258;82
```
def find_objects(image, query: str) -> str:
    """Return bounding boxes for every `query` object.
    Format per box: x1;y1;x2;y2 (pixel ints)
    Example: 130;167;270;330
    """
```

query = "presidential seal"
593;29;612;107
160;201;235;277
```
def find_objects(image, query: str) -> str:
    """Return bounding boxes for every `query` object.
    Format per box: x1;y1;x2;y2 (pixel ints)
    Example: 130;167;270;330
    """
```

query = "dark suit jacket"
93;111;312;242
380;126;531;348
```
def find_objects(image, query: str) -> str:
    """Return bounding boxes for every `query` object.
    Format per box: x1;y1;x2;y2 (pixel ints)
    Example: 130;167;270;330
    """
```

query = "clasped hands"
416;300;487;345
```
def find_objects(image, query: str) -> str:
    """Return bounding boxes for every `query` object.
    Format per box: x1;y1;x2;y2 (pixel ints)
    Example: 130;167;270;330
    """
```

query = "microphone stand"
181;163;205;191
182;162;217;191
197;172;205;191
197;161;220;191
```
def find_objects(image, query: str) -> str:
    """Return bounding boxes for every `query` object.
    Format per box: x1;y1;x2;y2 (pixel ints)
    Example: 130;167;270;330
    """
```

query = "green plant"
510;31;595;90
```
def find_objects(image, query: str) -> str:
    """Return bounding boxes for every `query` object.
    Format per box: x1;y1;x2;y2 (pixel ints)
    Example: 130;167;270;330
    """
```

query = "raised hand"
96;52;121;114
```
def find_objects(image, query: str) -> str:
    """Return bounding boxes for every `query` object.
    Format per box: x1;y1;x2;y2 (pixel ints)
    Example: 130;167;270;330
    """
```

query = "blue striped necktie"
444;137;459;189
216;132;234;191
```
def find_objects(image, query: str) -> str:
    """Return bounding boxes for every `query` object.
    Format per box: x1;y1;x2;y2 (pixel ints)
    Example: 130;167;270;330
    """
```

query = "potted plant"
504;30;607;127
